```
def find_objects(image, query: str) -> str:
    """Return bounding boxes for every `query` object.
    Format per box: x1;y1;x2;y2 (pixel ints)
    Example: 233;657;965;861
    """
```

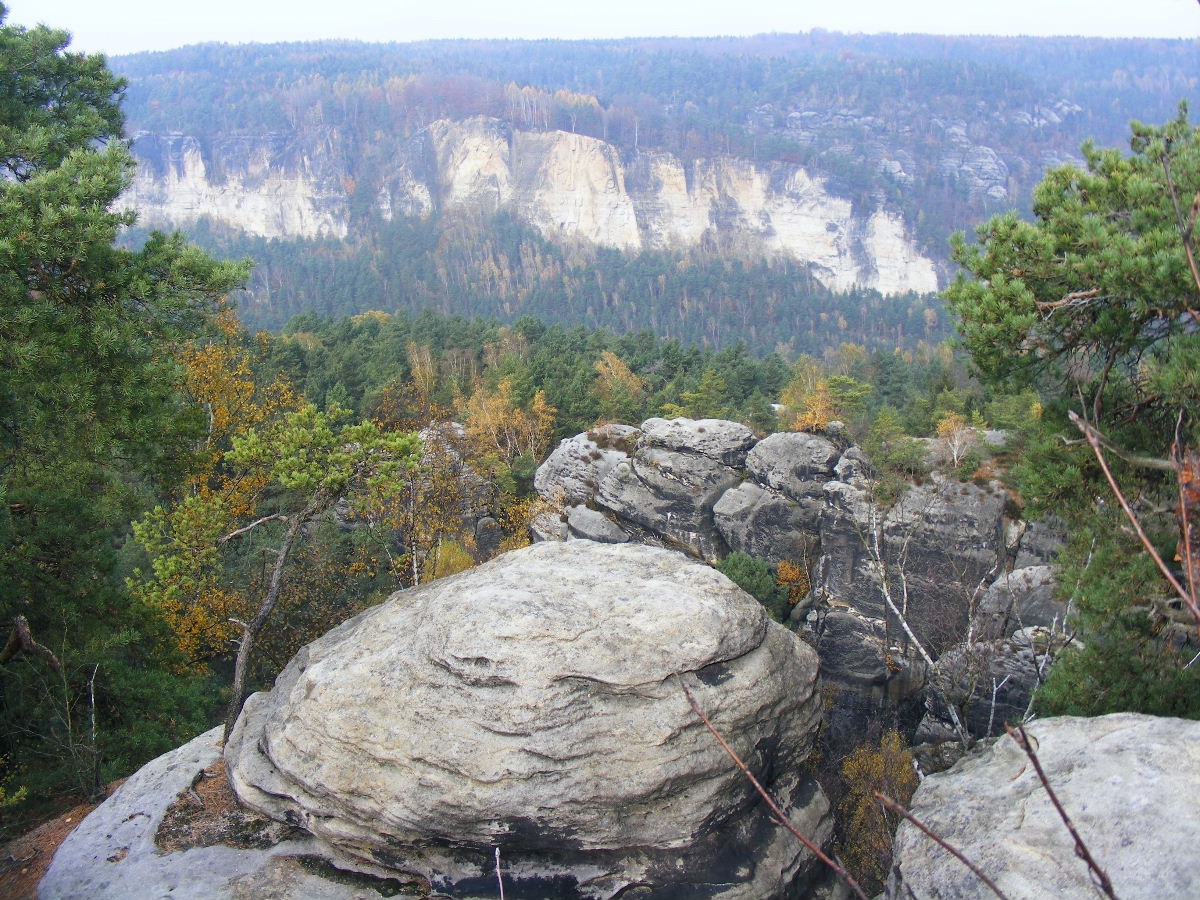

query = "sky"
9;0;1200;56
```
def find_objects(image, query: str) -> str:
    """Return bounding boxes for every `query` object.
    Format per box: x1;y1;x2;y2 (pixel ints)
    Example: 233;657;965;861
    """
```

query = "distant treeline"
142;212;947;355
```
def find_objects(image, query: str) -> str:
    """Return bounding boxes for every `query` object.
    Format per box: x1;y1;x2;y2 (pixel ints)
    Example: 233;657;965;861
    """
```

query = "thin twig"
1068;410;1200;634
1005;724;1118;899
875;793;1012;900
679;680;869;900
1174;413;1199;623
494;847;505;900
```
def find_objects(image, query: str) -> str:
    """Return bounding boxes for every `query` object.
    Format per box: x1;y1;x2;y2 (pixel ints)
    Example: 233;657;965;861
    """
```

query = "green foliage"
0;7;246;814
948;110;1200;717
716;553;790;622
946;108;1200;443
1037;518;1200;719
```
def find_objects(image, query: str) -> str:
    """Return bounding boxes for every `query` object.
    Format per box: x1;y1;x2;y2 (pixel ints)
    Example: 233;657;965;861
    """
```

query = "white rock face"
127;133;350;239
889;714;1200;900
512;130;642;250
128;117;940;294
226;540;830;899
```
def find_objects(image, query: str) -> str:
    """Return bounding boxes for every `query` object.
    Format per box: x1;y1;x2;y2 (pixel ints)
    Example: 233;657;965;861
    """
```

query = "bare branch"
1005;725;1118;900
494;847;506;900
679;680;869;900
0;615;63;673
218;513;290;545
875;793;1012;900
1035;288;1101;314
1068;410;1200;634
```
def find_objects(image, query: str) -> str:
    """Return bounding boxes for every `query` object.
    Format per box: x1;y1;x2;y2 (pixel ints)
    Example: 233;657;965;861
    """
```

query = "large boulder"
226;541;831;899
565;504;630;543
745;432;840;501
534;423;641;505
972;566;1062;640
889;714;1200;899
639;417;757;466
916;627;1061;741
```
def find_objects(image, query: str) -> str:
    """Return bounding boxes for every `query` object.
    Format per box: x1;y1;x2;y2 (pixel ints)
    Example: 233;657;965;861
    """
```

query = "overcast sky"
10;0;1200;56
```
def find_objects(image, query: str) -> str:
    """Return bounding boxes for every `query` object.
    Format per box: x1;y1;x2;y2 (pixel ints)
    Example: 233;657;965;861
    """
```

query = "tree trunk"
223;491;326;742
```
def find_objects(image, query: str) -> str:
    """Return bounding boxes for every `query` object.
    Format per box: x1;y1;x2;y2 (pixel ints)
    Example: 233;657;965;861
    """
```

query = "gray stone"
832;447;870;486
534;424;639;505
817;477;1007;648
530;509;568;542
639;417;757;466
565;504;629;543
39;729;406;900
226;541;831;900
1014;517;1067;568
920;627;1060;740
973;565;1062;640
745;432;841;500
596;446;738;560
713;480;821;566
889;714;1200;899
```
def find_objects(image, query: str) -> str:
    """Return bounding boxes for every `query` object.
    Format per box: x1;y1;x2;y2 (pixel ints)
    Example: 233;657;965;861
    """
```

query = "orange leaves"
461;378;556;463
776;559;811;605
131;303;301;667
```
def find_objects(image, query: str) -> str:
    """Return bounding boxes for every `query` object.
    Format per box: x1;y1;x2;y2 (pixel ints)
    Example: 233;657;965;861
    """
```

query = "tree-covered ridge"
149;212;946;353
112;32;1198;251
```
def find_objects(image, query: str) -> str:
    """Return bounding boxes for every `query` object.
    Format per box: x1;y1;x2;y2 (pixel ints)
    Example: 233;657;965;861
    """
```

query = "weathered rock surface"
638;417;757;466
536;420;1032;740
39;728;414;900
533;423;640;505
226;540;831;899
713;480;819;566
565;504;629;543
1013;517;1067;568
817;476;1007;639
917;627;1059;741
889;714;1200;899
595;451;733;557
746;432;841;500
972;566;1062;640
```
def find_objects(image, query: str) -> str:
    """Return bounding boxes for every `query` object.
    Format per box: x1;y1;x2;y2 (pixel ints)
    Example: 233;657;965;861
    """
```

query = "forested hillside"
111;33;1197;346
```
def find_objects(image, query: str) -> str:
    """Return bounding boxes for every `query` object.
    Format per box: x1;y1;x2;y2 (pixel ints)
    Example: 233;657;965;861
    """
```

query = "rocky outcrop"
225;540;832;899
916;627;1060;742
536;419;1022;740
972;565;1062;640
565;504;629;543
889;714;1200;899
128;116;938;295
594;419;756;560
533;423;640;506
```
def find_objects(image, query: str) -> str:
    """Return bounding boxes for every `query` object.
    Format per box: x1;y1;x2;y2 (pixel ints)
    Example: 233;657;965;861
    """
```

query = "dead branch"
218;513;290;545
1175;414;1200;615
679;680;869;900
875;793;1012;900
1068;410;1200;635
1159;152;1200;325
1035;288;1101;314
1005;724;1118;900
0;615;63;673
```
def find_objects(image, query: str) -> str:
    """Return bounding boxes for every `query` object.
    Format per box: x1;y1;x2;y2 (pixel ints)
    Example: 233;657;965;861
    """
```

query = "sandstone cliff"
127;116;938;296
